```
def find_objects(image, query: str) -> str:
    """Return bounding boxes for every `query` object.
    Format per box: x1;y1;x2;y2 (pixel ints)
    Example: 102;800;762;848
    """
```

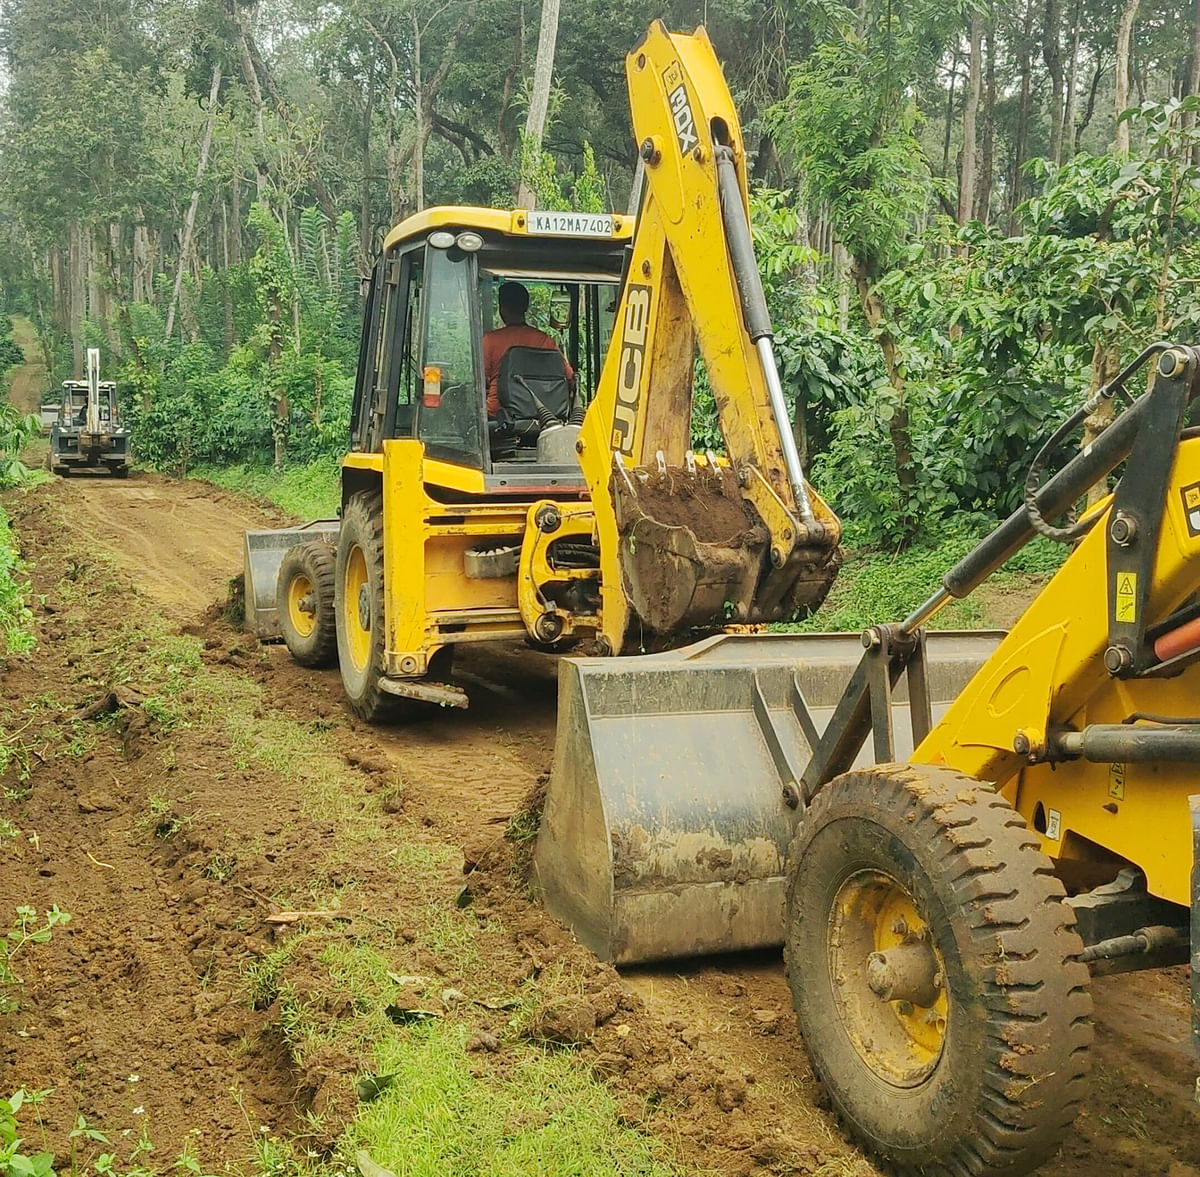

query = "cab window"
417;246;483;466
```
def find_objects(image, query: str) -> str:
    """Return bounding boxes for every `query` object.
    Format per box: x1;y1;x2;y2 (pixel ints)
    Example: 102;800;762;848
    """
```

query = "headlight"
455;231;484;252
429;230;455;248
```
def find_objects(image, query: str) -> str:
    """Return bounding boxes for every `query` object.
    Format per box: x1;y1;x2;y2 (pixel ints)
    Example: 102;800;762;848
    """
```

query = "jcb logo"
611;284;651;455
668;83;698;156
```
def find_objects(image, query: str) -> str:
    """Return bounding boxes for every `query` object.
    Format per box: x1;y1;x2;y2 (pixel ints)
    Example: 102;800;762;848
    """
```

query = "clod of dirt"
344;750;391;776
526;994;598;1045
75;684;145;721
590;1050;630;1078
715;1073;749;1113
466;1031;500;1053
77;791;119;813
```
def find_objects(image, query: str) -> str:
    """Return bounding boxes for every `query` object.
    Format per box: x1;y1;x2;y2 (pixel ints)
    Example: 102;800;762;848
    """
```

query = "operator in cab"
483;281;573;418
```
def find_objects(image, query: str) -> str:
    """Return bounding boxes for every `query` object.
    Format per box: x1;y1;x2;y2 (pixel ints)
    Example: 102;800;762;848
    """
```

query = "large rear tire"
785;763;1092;1177
335;491;403;722
277;541;337;668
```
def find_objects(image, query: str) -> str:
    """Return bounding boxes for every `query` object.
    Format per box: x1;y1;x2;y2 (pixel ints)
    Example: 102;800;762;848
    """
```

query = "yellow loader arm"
577;22;841;654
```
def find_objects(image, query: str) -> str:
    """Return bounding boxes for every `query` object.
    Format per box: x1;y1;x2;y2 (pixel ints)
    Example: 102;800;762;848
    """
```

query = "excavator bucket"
611;464;765;634
243;521;340;637
533;630;1002;965
610;464;841;634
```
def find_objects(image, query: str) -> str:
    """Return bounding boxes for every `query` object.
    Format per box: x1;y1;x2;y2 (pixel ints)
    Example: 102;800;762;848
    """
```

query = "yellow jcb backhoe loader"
243;21;842;714
48;347;131;477
537;338;1200;1177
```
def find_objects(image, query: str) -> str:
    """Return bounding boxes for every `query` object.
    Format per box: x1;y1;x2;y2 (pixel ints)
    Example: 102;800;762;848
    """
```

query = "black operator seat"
495;346;572;444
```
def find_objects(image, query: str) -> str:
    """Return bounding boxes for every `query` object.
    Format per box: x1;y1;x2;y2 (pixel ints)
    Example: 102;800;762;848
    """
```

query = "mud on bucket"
611;463;768;634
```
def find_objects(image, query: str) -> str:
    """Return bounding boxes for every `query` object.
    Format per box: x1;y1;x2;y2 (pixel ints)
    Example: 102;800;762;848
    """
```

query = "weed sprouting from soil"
1;905;70;1013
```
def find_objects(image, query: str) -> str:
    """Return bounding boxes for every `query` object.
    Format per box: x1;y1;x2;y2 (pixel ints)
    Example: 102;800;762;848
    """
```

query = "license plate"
528;210;614;237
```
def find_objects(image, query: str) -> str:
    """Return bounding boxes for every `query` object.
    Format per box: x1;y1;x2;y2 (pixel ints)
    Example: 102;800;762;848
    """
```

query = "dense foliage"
0;0;1197;545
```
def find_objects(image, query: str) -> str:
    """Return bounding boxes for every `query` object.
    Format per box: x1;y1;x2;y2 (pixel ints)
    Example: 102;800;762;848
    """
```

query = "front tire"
278;541;337;668
785;764;1092;1177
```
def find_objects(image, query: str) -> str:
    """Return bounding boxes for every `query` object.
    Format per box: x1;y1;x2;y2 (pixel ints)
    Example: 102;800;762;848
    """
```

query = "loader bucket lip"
243;520;340;638
534;629;1005;966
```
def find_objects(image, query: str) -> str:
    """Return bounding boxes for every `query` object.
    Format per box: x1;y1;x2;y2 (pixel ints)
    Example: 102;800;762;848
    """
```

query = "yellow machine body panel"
915;436;1200;906
381;205;635;254
377;439;534;675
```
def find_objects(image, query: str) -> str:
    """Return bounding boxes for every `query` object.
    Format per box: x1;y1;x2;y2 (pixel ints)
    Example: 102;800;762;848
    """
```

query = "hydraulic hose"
1022;343;1170;544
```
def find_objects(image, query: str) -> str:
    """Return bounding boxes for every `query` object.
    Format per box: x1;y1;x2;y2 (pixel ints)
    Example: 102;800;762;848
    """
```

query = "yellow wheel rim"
344;543;371;672
828;870;949;1087
286;572;316;638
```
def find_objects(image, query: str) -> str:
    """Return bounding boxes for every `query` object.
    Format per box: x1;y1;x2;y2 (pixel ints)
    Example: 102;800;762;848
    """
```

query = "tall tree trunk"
958;16;982;224
1083;340;1120;505
1077;51;1106;144
69;223;85;375
412;11;425;211
1009;3;1035;230
51;247;68;335
165;63;222;342
976;18;996;221
1114;0;1142;154
834;240;851;331
1063;0;1083;157
360;63;375;261
852;258;917;541
132;209;150;304
1188;0;1200;165
86;227;101;332
941;51;959;177
516;0;562;209
222;200;235;351
229;126;243;269
1043;0;1065;163
234;9;270;200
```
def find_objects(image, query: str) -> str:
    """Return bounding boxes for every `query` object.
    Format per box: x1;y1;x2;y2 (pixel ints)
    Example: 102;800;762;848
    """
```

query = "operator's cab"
59;380;118;430
348;207;631;492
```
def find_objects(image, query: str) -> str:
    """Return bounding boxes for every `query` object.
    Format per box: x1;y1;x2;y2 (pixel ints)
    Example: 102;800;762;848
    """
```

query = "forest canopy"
1;0;1198;545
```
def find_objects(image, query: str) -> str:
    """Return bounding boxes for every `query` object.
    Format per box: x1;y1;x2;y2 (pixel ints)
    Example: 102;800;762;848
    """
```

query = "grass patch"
247;936;680;1177
786;525;1067;633
353;1021;679;1177
0;505;34;655
191;460;340;522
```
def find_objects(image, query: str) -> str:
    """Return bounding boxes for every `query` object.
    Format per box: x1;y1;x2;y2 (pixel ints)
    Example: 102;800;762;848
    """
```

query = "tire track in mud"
57;470;1200;1177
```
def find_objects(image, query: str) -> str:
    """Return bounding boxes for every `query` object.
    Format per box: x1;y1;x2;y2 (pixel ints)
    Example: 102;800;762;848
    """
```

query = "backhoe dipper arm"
578;22;840;653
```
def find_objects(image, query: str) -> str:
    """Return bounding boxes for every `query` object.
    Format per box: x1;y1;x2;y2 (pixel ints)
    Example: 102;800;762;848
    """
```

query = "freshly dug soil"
0;470;1197;1177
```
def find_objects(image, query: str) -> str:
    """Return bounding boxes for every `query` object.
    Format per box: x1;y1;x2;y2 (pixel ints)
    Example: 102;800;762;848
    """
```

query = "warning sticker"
1045;808;1062;841
1181;481;1200;537
1115;571;1138;623
1108;762;1126;800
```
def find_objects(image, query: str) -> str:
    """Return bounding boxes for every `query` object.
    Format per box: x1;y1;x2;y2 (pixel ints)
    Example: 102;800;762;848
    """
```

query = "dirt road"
3;467;1198;1176
7;315;45;416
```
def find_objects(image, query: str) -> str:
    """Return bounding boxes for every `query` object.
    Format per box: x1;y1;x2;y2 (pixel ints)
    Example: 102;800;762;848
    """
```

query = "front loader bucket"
533;631;1002;965
243;521;340;637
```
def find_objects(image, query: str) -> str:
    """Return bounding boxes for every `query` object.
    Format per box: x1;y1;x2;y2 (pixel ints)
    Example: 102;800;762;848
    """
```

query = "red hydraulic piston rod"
1153;615;1200;662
